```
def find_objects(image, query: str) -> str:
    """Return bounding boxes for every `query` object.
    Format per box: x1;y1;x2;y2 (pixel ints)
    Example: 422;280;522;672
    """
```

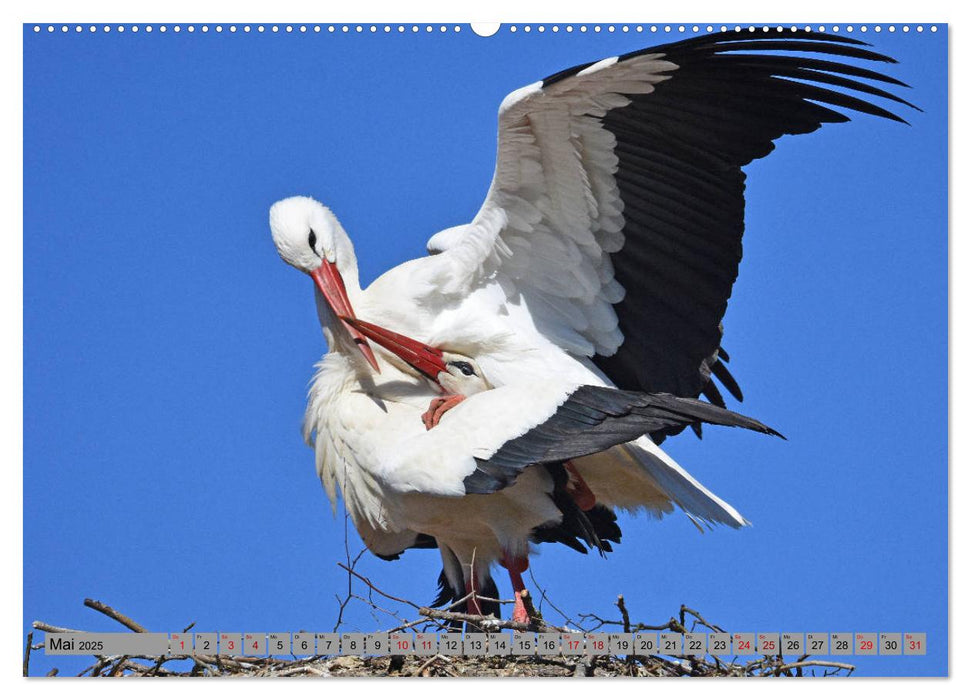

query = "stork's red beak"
340;317;448;382
310;260;379;372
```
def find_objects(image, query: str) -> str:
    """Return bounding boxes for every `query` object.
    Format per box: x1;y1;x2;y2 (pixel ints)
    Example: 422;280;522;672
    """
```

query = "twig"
191;656;216;676
109;655;130;677
333;530;367;633
680;604;725;634
616;595;631;633
520;590;541;626
350;593;407;626
32;621;82;634
84;599;149;633
337;562;423;609
774;660;856;674
414;653;447;677
145;654;165;677
528;570;585;630
89;655;113;676
576;612;615;632
23;631;33;677
333;457;358;634
385;615;452;635
417;607;507;630
578;610;686;635
277;664;329;677
416;605;568;633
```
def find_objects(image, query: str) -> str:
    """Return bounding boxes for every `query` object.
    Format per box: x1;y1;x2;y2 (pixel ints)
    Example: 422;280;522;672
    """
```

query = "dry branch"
28;592;856;677
84;598;148;633
26;559;855;677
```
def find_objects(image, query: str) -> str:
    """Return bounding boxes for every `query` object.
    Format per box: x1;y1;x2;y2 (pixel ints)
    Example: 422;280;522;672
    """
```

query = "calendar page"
21;11;947;680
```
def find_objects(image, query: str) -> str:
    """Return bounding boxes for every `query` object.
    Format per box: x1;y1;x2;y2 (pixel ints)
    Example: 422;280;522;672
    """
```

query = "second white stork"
300;313;780;621
268;32;912;616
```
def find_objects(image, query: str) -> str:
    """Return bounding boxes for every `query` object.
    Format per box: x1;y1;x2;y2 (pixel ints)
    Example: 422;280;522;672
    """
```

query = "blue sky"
23;23;947;677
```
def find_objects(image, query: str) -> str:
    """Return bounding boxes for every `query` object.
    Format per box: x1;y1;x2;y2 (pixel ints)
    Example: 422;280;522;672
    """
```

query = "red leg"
564;460;597;511
421;394;467;430
500;553;530;624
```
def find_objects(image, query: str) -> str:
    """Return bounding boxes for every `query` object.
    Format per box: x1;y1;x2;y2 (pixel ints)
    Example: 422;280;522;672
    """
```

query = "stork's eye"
308;229;318;253
450;361;476;377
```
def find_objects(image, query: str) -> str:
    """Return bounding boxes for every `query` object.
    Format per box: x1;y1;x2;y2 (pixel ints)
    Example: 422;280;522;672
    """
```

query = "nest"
28;588;854;678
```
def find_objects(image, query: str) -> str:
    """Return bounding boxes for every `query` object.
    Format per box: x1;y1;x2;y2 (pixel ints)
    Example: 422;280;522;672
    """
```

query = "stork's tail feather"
631;394;786;527
373;532;438;561
628;440;750;528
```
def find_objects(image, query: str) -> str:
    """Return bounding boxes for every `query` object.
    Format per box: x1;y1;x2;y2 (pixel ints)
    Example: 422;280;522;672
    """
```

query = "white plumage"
269;32;909;618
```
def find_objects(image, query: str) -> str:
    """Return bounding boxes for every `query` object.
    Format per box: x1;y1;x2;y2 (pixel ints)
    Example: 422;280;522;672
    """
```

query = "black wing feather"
539;32;914;420
463;386;782;495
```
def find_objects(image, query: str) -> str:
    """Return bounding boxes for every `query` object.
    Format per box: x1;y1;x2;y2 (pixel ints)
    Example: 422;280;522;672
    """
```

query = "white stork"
302;313;781;622
268;32;911;620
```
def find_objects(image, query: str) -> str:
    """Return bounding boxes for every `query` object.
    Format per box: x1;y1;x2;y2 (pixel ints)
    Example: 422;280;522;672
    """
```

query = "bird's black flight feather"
464;385;782;495
536;32;913;436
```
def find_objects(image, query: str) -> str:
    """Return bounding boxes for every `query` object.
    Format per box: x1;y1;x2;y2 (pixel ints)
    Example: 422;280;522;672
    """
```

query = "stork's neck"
315;284;365;362
315;217;367;358
331;218;362;294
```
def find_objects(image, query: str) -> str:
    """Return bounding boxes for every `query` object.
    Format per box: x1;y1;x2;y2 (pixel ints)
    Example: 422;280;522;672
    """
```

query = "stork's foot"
564;460;597;511
422;394;466;430
501;553;531;624
511;591;530;624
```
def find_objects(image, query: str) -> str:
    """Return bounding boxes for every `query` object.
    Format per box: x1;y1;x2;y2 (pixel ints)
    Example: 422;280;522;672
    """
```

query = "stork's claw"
511;591;530;624
422;394;467;430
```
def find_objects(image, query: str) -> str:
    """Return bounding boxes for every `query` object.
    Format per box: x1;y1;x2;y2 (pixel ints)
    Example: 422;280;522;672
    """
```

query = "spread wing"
374;383;778;498
463;385;781;495
428;32;914;409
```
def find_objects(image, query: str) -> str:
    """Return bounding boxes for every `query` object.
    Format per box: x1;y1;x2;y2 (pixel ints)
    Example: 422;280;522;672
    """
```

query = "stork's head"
436;354;490;396
269;196;378;371
342;317;492;396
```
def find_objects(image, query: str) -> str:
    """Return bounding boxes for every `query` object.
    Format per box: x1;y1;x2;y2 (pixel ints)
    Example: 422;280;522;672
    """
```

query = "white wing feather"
427;55;677;358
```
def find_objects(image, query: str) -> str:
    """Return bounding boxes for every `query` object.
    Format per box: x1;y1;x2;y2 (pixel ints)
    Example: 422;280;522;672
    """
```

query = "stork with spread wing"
268;32;912;620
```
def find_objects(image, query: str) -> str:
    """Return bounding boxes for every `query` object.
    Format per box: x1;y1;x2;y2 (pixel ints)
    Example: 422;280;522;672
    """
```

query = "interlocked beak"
310;260;379;372
340;317;448;381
